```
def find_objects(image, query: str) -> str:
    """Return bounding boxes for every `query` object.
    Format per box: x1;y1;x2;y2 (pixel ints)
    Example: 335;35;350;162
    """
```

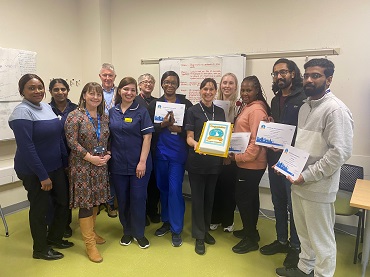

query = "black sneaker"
171;233;183;247
276;267;313;277
155;222;171;237
195;239;205;255
134;236;150;249
260;240;289;255
204;232;216;245
47;239;74;249
232;238;259;254
283;247;300;268
120;235;133;246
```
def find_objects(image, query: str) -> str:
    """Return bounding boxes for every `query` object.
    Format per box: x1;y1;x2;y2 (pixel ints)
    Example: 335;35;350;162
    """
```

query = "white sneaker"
223;223;234;232
210;224;219;231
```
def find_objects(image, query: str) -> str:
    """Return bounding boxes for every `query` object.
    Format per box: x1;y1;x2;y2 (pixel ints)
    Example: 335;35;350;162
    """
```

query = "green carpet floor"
0;199;366;277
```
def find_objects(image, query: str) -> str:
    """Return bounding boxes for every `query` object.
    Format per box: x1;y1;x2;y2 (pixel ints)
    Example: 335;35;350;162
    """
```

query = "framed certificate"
196;121;232;157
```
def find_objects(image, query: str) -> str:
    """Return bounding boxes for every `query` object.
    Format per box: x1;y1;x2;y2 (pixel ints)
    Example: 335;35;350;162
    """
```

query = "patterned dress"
65;108;110;209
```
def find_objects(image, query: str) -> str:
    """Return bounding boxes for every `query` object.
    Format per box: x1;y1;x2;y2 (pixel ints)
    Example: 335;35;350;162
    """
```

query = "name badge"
124;118;133;123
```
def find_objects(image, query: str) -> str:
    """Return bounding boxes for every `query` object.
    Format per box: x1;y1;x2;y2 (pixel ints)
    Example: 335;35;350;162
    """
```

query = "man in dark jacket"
260;59;306;269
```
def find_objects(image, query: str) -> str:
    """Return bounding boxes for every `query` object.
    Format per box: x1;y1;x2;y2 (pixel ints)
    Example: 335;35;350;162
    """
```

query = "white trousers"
291;191;336;277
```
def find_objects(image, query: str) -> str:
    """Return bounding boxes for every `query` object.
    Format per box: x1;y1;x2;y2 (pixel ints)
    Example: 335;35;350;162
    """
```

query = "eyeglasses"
100;74;115;79
141;80;154;85
52;87;67;92
303;73;324;80
271;70;291;78
163;81;178;87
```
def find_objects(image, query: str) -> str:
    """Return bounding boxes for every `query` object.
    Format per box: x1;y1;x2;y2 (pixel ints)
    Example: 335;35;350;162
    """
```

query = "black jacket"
268;86;306;165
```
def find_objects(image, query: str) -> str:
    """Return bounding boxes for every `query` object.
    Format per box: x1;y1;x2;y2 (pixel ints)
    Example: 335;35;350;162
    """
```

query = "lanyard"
86;110;101;142
199;102;214;121
140;93;152;106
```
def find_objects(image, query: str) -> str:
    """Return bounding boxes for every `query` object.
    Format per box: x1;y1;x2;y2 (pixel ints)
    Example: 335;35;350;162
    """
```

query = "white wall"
0;0;369;214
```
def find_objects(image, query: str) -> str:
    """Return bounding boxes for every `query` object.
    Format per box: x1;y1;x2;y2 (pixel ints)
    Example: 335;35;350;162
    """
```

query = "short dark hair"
18;74;45;96
161;71;180;87
304;58;335;77
115;77;138;105
272;58;303;93
200;78;217;90
49;78;70;92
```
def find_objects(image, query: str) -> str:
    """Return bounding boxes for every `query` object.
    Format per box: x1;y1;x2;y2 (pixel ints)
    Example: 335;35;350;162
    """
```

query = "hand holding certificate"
274;145;309;181
255;121;296;150
228;132;251;154
154;101;186;126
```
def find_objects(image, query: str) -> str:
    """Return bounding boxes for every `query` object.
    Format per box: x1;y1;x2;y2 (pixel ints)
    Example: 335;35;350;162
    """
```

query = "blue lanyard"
86;110;101;142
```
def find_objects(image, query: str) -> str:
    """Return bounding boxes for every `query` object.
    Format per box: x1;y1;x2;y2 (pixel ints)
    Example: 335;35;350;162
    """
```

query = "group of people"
9;58;353;277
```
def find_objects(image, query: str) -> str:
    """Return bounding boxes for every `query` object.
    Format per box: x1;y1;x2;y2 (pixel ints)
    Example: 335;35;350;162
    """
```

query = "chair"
334;163;364;264
0;204;9;237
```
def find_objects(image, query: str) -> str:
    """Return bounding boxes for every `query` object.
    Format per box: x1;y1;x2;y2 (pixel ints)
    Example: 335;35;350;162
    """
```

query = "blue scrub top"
109;100;154;175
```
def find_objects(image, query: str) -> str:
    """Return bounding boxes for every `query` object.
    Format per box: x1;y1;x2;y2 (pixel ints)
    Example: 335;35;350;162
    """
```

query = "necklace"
200;101;214;121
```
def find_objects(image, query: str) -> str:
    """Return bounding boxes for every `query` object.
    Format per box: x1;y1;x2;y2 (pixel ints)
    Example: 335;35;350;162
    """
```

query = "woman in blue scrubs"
148;71;193;247
109;77;154;249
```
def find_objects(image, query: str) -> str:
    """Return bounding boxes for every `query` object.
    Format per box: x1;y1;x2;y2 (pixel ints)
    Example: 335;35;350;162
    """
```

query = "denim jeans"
268;166;300;248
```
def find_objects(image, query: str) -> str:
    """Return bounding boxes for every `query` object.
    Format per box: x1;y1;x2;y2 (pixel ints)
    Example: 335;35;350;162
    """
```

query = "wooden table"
350;179;370;277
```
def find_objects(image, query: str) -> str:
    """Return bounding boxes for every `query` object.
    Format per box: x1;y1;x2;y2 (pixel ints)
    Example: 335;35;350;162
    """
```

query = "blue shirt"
109;100;154;175
8;99;68;181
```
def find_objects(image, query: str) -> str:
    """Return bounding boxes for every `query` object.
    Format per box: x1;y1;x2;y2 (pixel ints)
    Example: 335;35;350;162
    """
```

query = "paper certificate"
229;132;251;154
274;145;309;181
213;100;230;120
154;101;186;126
255;121;296;150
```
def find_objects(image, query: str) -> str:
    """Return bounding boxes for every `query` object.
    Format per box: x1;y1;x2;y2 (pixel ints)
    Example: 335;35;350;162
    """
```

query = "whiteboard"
159;55;246;104
0;47;37;140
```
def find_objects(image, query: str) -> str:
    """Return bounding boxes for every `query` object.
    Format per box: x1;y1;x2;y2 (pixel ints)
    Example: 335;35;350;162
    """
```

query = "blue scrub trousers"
155;159;185;235
111;173;150;239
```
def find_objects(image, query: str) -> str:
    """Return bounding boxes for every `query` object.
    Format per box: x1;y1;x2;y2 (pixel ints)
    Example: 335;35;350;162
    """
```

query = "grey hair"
138;73;155;84
101;63;116;74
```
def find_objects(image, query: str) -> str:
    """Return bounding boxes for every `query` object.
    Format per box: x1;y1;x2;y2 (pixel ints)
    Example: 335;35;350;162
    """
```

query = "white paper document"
213;100;230;120
255;121;296;150
274;145;309;181
154;101;186;126
228;132;251;154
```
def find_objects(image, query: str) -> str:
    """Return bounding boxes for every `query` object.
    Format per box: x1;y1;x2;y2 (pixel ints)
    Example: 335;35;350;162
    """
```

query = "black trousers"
235;168;265;239
18;167;68;252
146;170;160;217
211;162;237;227
189;173;218;239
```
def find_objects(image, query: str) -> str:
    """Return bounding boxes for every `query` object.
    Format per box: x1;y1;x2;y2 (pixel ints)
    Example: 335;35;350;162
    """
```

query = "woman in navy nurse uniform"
109;77;154;249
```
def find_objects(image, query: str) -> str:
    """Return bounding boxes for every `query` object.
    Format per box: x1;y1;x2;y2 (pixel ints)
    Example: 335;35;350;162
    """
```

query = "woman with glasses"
229;76;271;255
9;74;73;260
65;82;111;263
47;78;78;238
210;73;239;233
148;71;193;247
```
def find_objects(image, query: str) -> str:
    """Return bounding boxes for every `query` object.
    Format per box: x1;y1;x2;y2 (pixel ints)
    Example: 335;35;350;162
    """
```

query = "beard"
304;82;326;97
275;78;291;90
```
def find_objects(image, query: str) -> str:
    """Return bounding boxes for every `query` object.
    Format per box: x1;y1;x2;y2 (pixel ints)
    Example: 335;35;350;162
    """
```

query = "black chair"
0;204;9;237
334;163;364;264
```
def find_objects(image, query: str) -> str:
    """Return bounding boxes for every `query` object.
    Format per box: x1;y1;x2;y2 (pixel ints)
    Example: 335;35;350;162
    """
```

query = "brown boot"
92;207;106;244
79;216;103;263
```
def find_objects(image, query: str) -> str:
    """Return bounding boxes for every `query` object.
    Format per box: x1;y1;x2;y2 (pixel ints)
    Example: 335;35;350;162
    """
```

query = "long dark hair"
114;77;138;105
242;75;271;116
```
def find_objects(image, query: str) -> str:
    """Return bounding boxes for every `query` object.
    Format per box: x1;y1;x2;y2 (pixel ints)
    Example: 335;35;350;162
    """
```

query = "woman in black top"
185;78;226;255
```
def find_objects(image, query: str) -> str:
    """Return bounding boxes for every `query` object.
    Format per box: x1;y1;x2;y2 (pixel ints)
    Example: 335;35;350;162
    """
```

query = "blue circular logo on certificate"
209;129;224;137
